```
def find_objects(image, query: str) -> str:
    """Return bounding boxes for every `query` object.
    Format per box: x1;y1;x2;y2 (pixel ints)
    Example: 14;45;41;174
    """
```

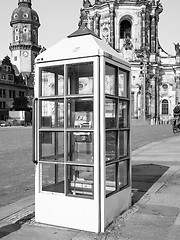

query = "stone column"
141;9;146;50
155;15;159;53
146;12;151;51
150;14;156;53
109;8;115;49
94;13;100;37
89;16;94;32
175;67;180;103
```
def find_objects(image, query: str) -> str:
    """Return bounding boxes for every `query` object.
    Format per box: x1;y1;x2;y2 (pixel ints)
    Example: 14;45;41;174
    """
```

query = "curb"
136;166;180;205
0;195;34;222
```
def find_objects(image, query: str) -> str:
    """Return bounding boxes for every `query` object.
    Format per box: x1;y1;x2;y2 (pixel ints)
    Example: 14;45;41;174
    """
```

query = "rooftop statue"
174;43;180;56
83;0;92;8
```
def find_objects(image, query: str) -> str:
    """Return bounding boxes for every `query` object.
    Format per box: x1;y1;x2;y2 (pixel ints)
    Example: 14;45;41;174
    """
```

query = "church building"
81;0;180;124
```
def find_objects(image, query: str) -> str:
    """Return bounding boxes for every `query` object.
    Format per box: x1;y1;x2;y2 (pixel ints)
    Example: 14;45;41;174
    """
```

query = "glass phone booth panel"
38;62;94;197
103;62;131;229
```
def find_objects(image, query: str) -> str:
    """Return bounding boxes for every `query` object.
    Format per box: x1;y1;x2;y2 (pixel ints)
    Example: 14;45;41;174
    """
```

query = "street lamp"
139;52;148;122
173;66;180;104
174;43;180;103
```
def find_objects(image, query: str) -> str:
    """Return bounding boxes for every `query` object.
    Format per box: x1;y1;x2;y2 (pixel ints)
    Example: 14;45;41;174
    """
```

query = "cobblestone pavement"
0;127;33;207
131;124;175;151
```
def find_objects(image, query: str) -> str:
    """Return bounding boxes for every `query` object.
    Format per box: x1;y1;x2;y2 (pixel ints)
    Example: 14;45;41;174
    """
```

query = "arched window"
162;99;169;115
120;20;131;39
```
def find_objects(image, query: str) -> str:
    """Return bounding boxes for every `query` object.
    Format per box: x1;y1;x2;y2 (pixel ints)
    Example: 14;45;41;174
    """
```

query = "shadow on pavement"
132;163;169;204
0;223;22;239
0;213;34;239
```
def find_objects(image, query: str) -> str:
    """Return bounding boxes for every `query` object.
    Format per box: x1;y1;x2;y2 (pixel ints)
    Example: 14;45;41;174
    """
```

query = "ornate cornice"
9;43;41;52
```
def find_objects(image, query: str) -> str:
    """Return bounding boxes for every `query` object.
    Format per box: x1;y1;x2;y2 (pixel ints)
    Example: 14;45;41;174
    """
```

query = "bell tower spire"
9;0;41;75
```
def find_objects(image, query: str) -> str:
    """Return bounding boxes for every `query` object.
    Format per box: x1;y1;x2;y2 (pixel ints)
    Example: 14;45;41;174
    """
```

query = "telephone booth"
33;26;131;233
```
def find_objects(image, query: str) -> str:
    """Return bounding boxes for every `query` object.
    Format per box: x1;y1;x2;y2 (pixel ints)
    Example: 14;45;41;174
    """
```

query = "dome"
10;1;40;27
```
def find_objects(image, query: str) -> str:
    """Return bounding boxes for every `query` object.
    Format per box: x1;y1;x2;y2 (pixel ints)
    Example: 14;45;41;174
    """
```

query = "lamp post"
142;62;146;121
154;68;158;124
175;68;180;104
153;54;163;125
139;52;148;122
174;44;180;104
173;61;180;105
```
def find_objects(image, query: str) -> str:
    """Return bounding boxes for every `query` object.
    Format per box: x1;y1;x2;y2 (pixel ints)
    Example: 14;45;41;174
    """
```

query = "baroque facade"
81;0;180;123
0;0;41;120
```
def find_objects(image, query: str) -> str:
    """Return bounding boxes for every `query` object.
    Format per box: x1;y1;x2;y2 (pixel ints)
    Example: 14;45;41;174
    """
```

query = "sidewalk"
0;135;180;240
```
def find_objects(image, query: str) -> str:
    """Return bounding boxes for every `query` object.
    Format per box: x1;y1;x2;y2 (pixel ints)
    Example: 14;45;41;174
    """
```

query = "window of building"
19;91;25;98
14;13;18;19
1;74;6;80
0;102;6;109
0;89;6;98
9;90;12;98
33;15;37;21
14;56;17;61
120;20;132;39
15;35;19;42
3;66;7;71
3;89;6;98
9;90;16;99
8;75;14;81
23;27;28;33
15;27;19;33
162;84;168;90
3;66;11;72
162;99;169;115
23;13;28;18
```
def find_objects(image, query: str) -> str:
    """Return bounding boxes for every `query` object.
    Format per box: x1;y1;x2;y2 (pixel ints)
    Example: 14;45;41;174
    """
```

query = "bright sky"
0;0;179;60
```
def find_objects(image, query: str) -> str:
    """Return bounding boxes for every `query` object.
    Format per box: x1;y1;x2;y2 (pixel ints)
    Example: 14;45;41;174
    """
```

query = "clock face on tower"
23;51;29;57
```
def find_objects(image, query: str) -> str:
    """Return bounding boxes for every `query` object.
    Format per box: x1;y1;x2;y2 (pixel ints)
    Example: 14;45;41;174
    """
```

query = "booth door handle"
32;98;38;164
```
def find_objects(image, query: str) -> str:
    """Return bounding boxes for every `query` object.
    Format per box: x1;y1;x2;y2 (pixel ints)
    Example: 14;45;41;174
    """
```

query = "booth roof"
36;33;130;67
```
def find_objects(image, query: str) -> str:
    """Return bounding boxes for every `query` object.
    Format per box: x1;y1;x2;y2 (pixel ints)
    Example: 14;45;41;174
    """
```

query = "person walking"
173;101;180;127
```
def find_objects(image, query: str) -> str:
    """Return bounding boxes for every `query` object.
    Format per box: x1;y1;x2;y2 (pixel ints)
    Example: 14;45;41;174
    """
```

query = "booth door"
36;62;96;199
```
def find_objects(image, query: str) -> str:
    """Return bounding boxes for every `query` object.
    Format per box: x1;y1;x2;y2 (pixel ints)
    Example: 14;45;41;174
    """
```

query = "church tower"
9;0;41;75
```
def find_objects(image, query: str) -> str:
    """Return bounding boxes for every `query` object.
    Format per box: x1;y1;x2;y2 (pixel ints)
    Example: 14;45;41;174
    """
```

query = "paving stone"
137;204;180;217
147;193;180;208
165;225;180;240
